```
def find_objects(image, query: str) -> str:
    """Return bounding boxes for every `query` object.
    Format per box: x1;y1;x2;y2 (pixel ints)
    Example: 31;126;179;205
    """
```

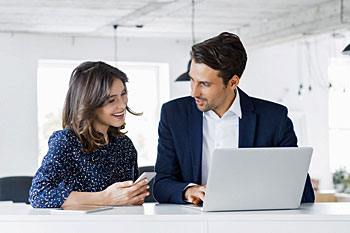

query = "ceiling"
0;0;349;47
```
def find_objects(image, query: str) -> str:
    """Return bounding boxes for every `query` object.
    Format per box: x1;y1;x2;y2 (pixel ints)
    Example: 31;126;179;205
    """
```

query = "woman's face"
93;78;128;135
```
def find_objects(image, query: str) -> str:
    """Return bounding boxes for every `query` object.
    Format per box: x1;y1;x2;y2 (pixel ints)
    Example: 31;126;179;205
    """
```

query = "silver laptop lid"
203;147;313;211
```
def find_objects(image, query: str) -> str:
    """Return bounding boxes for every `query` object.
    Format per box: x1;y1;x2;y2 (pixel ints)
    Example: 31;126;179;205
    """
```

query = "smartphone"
135;172;156;184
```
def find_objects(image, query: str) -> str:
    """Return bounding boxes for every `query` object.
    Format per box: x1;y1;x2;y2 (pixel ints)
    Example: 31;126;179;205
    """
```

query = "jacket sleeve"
29;133;75;208
278;107;315;203
153;104;189;204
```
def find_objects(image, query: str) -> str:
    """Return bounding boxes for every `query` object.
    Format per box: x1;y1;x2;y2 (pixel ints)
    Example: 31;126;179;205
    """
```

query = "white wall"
0;32;192;178
239;33;350;190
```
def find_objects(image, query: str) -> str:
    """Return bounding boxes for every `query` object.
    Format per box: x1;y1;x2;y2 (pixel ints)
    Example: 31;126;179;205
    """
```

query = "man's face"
189;60;238;117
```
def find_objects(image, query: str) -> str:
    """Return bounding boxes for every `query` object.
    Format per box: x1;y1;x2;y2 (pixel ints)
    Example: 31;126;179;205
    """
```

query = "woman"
29;61;149;208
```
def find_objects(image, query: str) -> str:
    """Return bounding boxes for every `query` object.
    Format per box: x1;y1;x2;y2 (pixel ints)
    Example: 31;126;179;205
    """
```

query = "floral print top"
29;128;138;208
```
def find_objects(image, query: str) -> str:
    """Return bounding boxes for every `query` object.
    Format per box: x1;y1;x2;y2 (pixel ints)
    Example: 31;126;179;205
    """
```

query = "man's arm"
153;104;189;204
300;174;315;203
278;107;315;203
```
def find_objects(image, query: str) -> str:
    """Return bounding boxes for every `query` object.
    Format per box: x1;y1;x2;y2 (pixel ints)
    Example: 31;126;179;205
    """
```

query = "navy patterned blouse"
29;128;138;208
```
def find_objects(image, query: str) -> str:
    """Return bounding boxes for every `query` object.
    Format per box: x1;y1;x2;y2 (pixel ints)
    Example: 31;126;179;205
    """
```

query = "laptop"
184;147;313;212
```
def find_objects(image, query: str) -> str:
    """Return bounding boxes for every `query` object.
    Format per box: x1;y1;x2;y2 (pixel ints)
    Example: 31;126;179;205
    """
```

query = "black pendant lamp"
342;43;350;55
175;59;192;81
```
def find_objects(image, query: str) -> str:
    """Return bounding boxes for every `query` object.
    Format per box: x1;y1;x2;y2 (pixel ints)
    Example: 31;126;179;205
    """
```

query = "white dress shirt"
183;90;242;196
201;90;242;185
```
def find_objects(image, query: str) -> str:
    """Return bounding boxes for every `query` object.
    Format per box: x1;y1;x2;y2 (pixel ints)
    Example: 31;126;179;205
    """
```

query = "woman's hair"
191;32;247;86
62;61;141;153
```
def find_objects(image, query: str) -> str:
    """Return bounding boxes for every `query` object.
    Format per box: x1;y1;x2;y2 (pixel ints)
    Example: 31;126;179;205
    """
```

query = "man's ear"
228;75;240;89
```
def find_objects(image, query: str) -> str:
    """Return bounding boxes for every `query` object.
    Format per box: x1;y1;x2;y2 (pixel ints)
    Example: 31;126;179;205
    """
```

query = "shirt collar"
227;88;242;119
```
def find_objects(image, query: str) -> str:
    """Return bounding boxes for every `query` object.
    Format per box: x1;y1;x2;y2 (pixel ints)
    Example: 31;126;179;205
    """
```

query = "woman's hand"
61;179;149;207
101;179;150;206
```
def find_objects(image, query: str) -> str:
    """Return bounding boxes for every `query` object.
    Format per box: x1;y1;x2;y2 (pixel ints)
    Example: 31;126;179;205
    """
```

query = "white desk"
0;202;350;233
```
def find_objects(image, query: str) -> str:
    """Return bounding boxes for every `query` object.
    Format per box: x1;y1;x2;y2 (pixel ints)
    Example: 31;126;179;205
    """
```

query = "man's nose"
191;84;199;98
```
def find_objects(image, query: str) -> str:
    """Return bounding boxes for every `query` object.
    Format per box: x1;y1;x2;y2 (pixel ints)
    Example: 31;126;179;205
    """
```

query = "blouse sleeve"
134;154;139;182
29;131;75;208
123;136;139;182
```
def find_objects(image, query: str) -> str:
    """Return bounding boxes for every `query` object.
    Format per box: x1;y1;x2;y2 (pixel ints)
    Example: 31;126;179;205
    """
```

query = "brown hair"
191;32;247;85
62;61;140;153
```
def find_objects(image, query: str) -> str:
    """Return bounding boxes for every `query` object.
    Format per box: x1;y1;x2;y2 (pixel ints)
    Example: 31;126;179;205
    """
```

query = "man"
153;32;314;204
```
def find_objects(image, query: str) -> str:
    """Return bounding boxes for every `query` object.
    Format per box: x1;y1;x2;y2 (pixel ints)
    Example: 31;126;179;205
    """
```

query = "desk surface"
1;202;350;220
1;202;350;233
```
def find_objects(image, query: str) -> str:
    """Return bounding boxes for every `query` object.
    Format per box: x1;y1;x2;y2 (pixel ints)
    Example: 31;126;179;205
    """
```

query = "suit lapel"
238;88;257;148
189;99;203;184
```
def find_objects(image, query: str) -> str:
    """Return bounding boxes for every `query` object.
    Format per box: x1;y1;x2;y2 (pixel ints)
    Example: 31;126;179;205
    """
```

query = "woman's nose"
115;97;127;109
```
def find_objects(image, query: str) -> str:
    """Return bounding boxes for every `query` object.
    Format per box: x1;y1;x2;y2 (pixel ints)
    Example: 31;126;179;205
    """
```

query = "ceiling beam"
240;0;350;48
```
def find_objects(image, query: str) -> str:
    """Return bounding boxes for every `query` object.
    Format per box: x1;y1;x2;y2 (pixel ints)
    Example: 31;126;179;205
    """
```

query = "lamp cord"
191;0;195;44
113;24;118;63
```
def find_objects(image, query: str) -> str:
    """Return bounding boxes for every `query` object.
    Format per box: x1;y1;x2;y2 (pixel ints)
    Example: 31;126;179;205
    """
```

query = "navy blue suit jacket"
153;88;314;204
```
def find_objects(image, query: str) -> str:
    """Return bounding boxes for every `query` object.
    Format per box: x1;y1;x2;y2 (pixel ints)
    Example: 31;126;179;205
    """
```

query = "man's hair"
62;61;140;153
191;32;247;85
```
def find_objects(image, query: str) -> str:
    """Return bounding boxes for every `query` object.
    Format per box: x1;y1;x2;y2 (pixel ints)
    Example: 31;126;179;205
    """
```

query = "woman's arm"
61;191;105;207
29;132;76;208
62;179;150;207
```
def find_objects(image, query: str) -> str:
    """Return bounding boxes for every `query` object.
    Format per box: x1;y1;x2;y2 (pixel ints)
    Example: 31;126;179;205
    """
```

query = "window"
329;57;350;171
37;60;169;167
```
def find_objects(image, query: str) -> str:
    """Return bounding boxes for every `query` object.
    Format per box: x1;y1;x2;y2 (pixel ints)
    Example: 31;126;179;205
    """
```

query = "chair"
0;176;33;204
138;166;156;202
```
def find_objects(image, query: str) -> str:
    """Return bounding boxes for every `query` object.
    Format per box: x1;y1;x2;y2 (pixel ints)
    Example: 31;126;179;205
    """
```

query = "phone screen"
135;172;156;184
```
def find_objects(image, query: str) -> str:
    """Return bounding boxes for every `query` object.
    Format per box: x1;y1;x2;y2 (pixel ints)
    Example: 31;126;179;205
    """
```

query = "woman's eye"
108;99;115;103
121;91;127;96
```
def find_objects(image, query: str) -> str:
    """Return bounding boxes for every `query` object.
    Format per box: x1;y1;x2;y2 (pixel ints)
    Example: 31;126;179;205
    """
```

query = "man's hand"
183;185;206;205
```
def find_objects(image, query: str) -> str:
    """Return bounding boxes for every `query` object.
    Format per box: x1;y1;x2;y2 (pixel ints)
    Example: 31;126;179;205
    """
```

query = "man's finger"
198;186;206;193
197;191;205;201
193;197;202;205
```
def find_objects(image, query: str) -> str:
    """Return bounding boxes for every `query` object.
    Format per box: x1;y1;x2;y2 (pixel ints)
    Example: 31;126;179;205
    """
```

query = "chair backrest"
138;166;156;202
0;176;33;204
